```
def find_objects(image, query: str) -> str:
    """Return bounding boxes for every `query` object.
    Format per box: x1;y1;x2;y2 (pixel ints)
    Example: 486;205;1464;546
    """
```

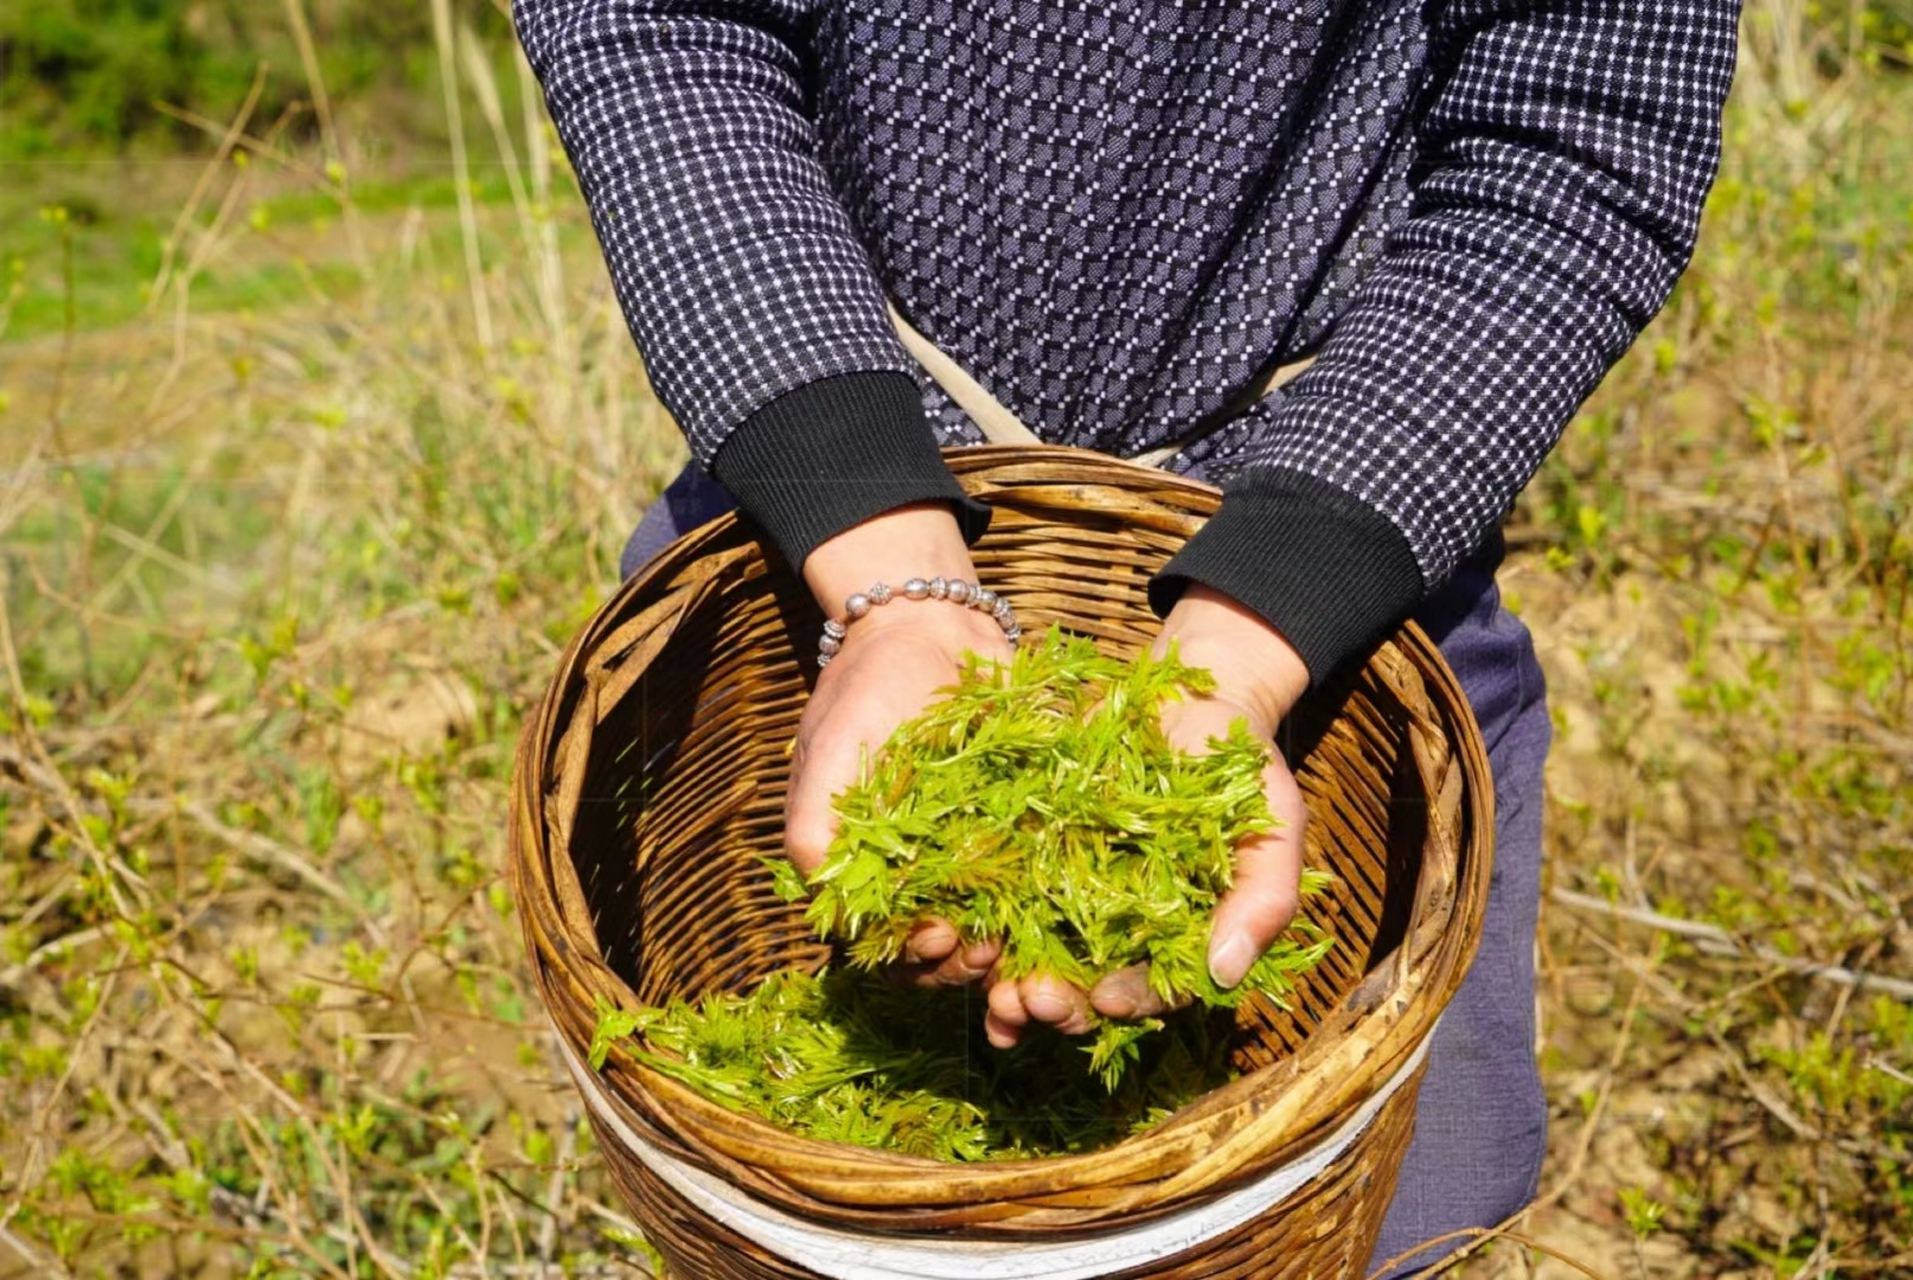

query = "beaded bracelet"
818;577;1019;668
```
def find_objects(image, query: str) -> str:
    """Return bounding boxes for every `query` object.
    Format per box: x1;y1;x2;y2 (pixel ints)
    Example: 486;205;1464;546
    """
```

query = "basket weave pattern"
510;447;1494;1278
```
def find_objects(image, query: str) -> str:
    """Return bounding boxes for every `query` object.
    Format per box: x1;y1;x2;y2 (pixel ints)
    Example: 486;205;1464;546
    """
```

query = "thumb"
1160;697;1306;991
783;718;873;876
1207;753;1305;989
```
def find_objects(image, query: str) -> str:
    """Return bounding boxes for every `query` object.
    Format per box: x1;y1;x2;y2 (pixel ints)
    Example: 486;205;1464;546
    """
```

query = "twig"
148;66;267;311
535;1101;582;1264
1549;889;1913;1001
0;926;109;991
0;731;364;934
165;798;386;939
1529;951;1652;1218
1867;1056;1913;1089
127;1099;277;1231
0;1224;67;1280
282;0;368;272
13;945;130;1205
431;0;496;354
150;102;331;186
1365;1224;1612;1280
0;615;149;915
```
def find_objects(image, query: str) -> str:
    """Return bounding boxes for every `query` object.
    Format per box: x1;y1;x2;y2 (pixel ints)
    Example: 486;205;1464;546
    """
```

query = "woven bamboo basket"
510;445;1495;1279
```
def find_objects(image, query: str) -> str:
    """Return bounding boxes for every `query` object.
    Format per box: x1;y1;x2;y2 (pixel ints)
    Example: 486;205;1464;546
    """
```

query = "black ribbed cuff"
1149;470;1424;684
709;371;993;571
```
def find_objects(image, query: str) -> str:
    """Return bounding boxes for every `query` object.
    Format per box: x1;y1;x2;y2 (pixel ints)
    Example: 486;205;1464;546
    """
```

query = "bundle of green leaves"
772;627;1333;1085
591;970;1239;1161
591;628;1337;1161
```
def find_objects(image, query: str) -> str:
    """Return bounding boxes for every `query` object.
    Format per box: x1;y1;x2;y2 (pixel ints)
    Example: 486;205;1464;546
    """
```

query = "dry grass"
1472;22;1913;1276
0;5;1908;1277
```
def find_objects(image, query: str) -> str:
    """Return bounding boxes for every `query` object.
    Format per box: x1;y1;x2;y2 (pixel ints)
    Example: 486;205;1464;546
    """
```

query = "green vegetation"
1;0;539;342
0;0;515;158
582;632;1332;1161
1;169;547;340
1494;16;1913;1272
793;628;1330;1084
590;970;1239;1161
0;0;1908;1275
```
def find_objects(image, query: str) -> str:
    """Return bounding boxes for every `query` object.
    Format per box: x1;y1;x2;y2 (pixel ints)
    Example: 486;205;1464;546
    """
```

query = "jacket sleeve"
1152;0;1739;681
513;0;989;571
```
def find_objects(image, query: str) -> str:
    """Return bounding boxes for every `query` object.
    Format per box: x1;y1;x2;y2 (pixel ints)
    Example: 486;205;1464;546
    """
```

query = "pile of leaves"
779;627;1333;1082
591;970;1239;1161
596;628;1333;1160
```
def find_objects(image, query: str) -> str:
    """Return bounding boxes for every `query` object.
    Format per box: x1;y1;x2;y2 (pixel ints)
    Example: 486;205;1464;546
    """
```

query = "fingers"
1090;963;1184;1020
981;969;1101;1048
783;708;888;874
984;978;1027;1049
1159;695;1308;991
902;919;960;964
1207;757;1306;989
900;926;1000;988
1019;972;1096;1035
983;697;1308;1045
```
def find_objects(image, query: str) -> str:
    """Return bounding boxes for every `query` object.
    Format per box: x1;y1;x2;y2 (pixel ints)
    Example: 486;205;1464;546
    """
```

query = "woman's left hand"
983;584;1312;1048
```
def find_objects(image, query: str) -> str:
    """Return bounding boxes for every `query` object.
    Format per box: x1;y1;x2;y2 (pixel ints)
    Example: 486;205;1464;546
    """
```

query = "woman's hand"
983;583;1312;1047
785;502;1012;986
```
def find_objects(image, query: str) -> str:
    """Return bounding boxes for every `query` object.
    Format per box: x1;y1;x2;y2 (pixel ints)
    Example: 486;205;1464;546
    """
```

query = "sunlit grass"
0;3;1908;1276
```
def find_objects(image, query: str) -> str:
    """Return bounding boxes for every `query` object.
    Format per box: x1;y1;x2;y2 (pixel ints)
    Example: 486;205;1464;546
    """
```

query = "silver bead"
817;652;833;669
823;618;847;640
946;580;973;605
819;635;841;656
846;593;872;619
868;581;893;605
997;611;1017;634
903;577;930;600
928;576;949;599
973;588;997;613
992;597;1013;621
1005;625;1022;644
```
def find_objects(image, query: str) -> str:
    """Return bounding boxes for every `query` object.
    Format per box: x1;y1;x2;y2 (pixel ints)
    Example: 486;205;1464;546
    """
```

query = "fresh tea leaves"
592;629;1338;1161
804;627;1333;1080
600;968;1241;1161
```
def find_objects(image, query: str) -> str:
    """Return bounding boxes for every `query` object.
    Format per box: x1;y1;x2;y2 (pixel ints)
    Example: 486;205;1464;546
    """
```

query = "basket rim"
509;444;1495;1230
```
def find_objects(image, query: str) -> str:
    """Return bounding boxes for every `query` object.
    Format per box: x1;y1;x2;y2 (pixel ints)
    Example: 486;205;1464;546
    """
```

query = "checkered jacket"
516;0;1737;679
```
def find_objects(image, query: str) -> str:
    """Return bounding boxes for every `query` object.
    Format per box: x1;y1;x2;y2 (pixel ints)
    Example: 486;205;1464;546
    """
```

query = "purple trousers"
621;461;1550;1277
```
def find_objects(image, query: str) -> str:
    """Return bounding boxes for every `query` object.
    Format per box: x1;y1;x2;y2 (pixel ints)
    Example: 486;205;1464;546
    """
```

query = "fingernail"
1024;992;1072;1022
1097;992;1138;1019
1209;934;1257;990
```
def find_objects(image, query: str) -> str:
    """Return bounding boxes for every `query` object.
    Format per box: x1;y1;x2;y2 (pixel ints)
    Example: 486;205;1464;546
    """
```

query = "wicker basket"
509;446;1495;1279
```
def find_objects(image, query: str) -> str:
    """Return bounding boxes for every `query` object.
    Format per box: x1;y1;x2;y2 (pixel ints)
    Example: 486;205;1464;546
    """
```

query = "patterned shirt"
515;0;1738;679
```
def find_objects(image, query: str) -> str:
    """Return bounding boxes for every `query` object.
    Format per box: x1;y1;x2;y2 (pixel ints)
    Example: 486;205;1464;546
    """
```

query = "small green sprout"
804;627;1333;1079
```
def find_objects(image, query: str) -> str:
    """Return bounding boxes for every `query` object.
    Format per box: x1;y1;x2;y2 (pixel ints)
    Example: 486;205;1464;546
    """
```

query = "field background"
1;1;1909;1276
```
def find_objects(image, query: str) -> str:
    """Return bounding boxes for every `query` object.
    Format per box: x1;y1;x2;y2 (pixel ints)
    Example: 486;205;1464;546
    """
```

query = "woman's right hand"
785;502;1013;988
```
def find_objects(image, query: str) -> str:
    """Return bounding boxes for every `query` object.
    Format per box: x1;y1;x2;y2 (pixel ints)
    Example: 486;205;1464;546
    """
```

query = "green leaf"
588;999;646;1071
760;855;810;904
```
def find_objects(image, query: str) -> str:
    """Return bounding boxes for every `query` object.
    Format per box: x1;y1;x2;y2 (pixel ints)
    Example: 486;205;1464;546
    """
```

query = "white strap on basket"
561;1026;1432;1280
887;306;1315;469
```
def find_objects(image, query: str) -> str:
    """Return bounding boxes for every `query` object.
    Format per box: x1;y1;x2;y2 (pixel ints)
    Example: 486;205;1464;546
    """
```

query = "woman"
515;0;1737;1268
